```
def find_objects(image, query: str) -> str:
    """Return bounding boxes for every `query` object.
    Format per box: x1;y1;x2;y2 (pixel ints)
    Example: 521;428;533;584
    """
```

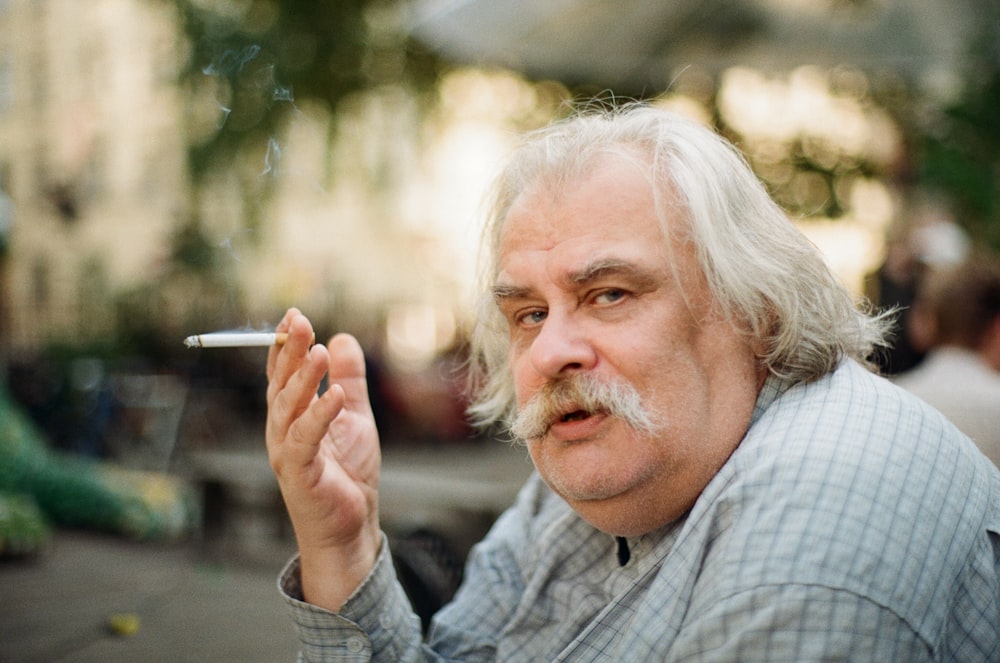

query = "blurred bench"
184;442;534;564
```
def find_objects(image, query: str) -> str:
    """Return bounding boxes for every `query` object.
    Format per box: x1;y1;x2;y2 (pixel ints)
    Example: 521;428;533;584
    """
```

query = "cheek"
597;333;673;387
509;351;540;407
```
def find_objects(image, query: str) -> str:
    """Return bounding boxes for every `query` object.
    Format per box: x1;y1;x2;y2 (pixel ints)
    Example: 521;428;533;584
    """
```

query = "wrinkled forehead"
488;146;682;275
490;155;708;316
487;148;663;244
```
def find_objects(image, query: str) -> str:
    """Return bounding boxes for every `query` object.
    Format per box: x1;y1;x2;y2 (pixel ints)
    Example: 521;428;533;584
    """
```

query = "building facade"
0;0;186;356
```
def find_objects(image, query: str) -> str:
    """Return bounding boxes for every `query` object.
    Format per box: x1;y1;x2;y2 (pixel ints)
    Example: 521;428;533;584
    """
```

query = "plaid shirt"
280;361;1000;661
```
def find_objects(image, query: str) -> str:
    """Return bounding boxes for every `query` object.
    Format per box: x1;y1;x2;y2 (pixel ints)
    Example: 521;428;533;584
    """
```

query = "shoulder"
687;361;1000;650
893;350;1000;453
743;359;983;475
894;348;1000;400
728;361;995;535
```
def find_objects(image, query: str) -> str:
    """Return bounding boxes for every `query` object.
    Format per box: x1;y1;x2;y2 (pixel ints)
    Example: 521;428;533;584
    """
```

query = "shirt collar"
749;371;794;429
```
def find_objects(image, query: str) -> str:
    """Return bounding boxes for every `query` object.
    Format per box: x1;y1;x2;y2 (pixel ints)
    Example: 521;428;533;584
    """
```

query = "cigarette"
184;332;290;348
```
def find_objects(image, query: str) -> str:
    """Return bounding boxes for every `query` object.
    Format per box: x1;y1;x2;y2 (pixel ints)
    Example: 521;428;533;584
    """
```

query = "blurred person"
864;227;925;373
865;201;970;375
265;105;1000;661
894;253;1000;467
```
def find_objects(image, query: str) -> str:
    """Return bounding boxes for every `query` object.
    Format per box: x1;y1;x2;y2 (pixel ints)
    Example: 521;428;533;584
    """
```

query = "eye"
517;309;548;326
593;288;627;305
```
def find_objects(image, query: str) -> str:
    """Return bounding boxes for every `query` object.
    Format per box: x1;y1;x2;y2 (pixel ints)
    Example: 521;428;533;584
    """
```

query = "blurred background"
1;0;999;659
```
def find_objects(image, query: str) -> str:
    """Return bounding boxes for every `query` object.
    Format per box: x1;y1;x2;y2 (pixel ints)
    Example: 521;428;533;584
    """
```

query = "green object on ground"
106;612;142;637
0;382;199;541
0;491;52;557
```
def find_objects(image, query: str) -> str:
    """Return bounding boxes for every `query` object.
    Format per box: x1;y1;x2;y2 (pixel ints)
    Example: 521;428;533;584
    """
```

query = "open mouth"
560;409;591;423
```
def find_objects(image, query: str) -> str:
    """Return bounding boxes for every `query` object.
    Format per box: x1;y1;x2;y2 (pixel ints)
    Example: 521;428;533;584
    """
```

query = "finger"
266;308;300;383
283;382;347;470
266;343;330;450
326;334;373;415
267;312;314;404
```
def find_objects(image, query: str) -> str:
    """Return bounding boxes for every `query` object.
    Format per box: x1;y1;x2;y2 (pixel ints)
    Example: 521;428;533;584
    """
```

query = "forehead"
495;156;681;284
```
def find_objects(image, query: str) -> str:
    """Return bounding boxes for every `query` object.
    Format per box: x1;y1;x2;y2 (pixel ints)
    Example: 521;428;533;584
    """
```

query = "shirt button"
346;636;365;653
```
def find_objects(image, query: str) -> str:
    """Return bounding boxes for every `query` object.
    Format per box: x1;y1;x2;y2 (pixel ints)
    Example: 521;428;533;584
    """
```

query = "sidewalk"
0;443;531;663
0;440;534;662
0;529;300;663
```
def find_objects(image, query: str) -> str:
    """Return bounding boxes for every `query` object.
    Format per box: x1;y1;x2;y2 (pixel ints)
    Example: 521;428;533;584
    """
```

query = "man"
266;105;1000;661
894;253;1000;467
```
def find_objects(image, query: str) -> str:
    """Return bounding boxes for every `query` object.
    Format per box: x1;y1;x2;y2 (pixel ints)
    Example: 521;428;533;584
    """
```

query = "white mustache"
509;373;661;441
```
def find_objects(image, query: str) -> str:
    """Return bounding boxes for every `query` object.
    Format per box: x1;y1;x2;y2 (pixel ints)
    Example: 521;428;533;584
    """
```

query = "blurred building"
0;0;503;375
0;0;940;378
0;0;186;355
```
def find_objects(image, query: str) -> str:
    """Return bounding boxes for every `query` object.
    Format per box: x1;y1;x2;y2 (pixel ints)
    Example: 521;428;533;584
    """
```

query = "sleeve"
276;476;544;663
278;532;424;662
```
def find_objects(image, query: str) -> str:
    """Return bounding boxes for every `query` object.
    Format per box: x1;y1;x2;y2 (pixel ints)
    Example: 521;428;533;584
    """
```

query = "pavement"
0;529;301;663
0;440;534;663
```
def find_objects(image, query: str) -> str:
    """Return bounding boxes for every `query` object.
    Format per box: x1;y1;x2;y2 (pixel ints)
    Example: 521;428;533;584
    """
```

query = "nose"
528;310;597;379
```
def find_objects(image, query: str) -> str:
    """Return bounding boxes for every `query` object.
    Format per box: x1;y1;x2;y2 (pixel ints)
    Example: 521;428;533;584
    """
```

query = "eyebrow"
568;258;652;286
491;283;531;302
492;258;659;303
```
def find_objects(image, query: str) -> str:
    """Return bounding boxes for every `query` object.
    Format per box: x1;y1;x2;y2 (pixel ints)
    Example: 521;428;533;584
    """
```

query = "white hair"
466;103;889;429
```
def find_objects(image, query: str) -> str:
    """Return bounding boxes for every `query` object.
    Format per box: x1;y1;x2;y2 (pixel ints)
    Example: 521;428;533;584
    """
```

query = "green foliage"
173;0;441;214
915;18;1000;250
113;266;245;363
0;384;198;541
170;216;219;272
0;492;51;557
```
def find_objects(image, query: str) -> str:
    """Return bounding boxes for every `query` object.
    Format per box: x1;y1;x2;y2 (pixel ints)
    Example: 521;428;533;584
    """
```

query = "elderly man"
265;105;999;661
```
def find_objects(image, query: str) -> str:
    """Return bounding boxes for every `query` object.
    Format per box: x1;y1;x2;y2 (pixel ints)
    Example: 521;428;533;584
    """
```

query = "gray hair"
466;103;889;429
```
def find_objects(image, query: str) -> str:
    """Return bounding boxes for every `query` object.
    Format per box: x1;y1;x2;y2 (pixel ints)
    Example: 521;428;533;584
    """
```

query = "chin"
538;455;689;536
568;492;677;538
543;468;632;503
540;468;658;533
530;429;652;496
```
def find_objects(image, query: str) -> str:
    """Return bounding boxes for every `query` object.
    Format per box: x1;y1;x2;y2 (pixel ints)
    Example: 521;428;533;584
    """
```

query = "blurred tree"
913;13;1000;250
171;0;441;233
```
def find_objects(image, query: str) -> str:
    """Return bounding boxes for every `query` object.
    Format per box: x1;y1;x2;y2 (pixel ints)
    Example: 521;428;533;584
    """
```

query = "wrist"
299;526;383;612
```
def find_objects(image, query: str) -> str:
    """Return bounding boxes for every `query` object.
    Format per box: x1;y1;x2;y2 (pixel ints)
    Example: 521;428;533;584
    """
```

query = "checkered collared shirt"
280;360;1000;662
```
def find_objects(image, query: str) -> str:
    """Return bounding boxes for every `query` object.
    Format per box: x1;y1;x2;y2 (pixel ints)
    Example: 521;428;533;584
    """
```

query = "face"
494;155;766;537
